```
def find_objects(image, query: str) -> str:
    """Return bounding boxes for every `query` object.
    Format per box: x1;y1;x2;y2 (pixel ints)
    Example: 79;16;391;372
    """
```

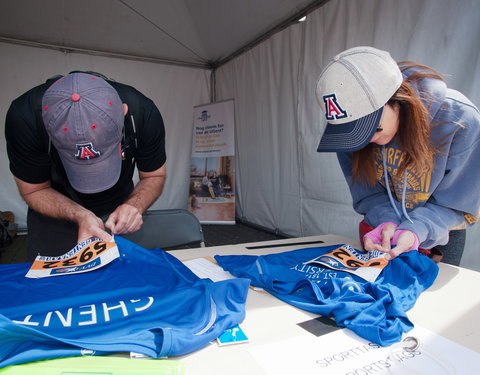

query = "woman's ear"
123;103;128;115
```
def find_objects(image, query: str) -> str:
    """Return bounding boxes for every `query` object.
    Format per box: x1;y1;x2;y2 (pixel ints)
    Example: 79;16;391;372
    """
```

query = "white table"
6;234;479;374
169;234;480;374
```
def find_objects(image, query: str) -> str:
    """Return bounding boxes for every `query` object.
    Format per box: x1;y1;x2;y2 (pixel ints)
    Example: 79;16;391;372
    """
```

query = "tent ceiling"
0;0;327;69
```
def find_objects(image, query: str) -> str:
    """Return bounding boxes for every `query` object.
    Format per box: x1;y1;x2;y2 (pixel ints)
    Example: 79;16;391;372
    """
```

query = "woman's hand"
363;222;397;251
385;229;419;260
363;223;419;260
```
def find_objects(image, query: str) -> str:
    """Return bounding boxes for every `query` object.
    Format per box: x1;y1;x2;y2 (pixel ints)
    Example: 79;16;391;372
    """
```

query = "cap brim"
317;106;384;153
61;144;122;194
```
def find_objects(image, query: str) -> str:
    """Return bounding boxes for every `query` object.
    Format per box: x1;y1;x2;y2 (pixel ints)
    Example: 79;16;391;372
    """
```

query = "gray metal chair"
124;209;205;249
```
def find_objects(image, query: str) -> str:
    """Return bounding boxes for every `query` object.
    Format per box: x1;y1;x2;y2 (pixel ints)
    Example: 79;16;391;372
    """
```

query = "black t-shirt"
5;76;166;217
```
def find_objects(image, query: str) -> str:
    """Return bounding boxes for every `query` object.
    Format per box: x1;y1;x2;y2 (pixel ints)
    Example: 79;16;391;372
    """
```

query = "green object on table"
0;356;185;375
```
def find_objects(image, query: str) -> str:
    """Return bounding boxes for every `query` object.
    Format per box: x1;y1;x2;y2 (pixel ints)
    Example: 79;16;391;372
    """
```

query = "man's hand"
76;211;113;243
103;165;166;236
105;203;143;235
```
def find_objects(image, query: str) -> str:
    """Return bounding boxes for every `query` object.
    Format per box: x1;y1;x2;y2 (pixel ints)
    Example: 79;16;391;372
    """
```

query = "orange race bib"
304;244;389;282
26;238;120;278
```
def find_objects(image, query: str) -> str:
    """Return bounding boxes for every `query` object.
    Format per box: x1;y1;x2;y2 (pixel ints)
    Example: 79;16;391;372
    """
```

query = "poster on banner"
189;100;235;224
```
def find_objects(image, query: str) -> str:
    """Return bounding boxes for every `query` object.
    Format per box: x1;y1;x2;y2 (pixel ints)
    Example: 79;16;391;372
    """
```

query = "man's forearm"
20;185;91;224
16;178;112;243
124;175;166;214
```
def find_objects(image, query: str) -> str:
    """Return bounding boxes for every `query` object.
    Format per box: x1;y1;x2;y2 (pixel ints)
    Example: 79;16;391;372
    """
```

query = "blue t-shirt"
215;244;438;346
0;236;250;368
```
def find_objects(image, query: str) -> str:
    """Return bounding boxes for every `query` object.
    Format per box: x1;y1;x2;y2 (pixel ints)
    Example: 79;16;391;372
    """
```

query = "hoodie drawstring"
401;172;413;223
382;146;413;224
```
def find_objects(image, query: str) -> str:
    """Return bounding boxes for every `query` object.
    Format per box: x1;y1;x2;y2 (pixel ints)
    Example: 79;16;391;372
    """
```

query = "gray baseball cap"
42;73;124;193
316;46;402;152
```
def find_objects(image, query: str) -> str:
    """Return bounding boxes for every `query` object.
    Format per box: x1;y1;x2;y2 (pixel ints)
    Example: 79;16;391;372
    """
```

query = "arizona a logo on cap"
323;93;348;121
75;142;101;160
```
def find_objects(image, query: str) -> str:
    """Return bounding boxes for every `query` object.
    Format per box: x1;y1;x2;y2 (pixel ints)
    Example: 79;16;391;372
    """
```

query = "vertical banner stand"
189;100;235;224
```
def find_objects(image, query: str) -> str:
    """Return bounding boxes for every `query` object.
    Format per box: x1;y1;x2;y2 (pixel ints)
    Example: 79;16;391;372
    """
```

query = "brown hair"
351;62;444;186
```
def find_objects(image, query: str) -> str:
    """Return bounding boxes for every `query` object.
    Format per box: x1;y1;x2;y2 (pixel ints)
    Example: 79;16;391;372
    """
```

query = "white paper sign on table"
249;325;479;375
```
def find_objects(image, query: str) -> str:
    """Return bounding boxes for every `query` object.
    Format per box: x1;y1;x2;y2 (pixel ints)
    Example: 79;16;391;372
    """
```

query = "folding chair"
124;209;205;249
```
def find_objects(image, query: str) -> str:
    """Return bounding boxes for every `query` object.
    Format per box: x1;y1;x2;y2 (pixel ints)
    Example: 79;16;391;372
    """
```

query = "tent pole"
210;69;217;103
0;37;210;70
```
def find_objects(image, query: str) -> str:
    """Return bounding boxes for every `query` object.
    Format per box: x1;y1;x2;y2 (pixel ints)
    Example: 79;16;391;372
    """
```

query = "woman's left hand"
385;229;419;260
363;222;397;252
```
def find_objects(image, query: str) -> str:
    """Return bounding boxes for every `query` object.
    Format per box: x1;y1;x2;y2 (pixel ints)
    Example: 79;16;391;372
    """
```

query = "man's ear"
123;103;128;115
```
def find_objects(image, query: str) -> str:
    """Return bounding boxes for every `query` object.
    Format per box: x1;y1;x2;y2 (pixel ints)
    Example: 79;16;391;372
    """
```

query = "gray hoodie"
337;67;480;248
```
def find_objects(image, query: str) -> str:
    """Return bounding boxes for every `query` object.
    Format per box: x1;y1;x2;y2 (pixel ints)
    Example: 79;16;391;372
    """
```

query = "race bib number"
25;238;120;278
304;244;388;282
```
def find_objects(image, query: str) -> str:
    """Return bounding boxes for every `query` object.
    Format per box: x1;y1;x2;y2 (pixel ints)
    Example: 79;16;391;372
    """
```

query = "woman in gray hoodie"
316;46;480;265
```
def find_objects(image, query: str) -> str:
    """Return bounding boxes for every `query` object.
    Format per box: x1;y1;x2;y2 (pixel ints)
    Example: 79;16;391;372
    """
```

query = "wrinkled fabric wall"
216;0;480;270
215;25;304;235
0;42;211;227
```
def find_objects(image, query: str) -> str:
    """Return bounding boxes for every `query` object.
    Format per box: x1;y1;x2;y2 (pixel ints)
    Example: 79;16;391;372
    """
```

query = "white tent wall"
0;42;211;229
216;0;480;270
215;24;304;235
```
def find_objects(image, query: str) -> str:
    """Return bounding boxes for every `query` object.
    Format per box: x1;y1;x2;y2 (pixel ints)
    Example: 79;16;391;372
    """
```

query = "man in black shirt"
5;72;166;260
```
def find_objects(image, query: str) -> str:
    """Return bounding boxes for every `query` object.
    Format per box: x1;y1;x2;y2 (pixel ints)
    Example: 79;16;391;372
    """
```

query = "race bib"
25;238;120;278
304;244;389;282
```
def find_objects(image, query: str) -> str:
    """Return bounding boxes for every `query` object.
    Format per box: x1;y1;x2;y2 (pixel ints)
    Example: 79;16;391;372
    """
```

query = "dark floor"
0;222;287;264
